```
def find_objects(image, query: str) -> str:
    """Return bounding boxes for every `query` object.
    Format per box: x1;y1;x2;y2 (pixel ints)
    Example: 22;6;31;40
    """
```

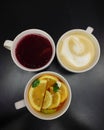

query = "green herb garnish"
32;79;40;88
53;83;59;92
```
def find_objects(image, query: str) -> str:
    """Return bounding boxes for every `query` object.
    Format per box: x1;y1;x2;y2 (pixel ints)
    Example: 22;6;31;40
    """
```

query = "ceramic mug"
3;29;55;72
14;71;72;120
56;26;100;73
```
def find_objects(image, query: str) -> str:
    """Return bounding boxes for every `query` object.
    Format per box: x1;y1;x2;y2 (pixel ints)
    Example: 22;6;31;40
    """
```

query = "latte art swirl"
58;33;96;71
57;29;100;72
61;35;93;67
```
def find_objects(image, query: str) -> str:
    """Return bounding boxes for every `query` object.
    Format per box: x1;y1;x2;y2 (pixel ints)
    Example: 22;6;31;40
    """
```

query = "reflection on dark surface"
1;110;91;130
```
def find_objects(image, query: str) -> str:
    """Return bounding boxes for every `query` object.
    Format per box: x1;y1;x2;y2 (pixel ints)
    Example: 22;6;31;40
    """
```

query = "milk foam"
61;35;92;67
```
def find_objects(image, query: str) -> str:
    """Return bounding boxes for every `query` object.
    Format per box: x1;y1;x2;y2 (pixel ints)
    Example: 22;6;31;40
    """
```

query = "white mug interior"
11;29;55;72
56;28;100;73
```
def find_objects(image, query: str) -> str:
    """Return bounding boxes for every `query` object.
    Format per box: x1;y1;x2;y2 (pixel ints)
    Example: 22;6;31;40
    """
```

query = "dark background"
0;0;104;130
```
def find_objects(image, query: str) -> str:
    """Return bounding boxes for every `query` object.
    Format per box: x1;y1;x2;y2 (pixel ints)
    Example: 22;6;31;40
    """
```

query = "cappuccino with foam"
56;27;100;73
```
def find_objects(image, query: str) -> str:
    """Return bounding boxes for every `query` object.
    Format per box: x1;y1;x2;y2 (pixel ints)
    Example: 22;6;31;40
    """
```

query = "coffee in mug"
56;27;100;73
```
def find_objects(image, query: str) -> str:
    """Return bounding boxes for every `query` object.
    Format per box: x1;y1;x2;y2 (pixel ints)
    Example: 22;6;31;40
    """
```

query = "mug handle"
3;40;13;50
15;99;26;110
86;26;94;34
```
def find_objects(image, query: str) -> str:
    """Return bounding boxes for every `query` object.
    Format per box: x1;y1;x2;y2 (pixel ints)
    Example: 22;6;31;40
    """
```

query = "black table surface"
0;0;104;130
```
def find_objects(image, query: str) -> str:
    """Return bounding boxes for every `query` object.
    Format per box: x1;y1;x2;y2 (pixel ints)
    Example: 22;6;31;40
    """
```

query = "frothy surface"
58;33;96;71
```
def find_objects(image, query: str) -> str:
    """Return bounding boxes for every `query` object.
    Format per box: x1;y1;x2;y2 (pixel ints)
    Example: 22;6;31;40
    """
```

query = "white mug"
56;26;100;73
14;71;72;120
3;29;55;72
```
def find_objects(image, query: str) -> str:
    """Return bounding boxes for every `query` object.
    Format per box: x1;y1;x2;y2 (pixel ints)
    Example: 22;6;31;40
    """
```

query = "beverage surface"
16;34;52;69
28;74;69;114
57;32;96;71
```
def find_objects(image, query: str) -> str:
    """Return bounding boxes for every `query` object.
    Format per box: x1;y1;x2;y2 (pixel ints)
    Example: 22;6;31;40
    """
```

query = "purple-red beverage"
15;34;53;69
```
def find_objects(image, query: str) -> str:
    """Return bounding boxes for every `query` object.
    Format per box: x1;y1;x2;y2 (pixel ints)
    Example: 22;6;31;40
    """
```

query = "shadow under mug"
14;71;72;120
3;29;55;72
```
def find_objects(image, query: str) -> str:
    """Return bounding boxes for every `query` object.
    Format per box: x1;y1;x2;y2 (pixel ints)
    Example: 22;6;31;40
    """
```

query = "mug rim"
56;29;101;73
11;29;55;72
24;71;72;120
